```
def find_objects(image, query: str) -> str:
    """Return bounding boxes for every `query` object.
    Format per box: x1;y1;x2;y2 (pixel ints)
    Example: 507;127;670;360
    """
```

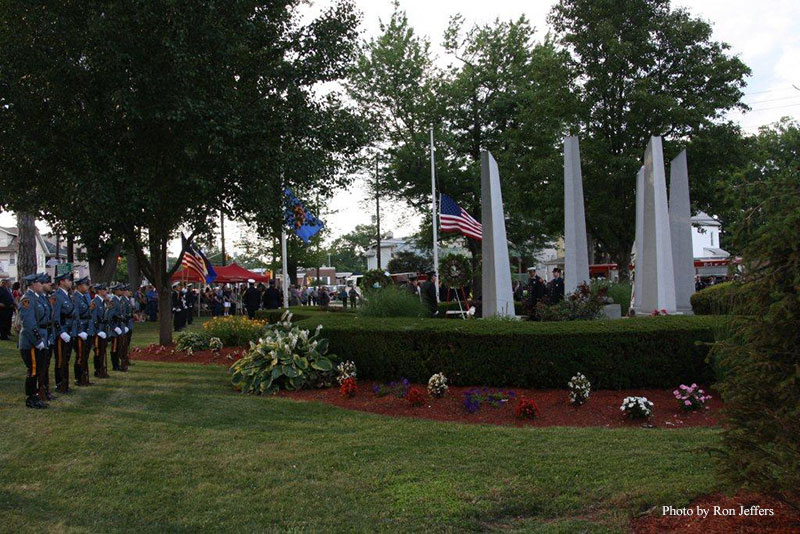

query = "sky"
3;0;798;254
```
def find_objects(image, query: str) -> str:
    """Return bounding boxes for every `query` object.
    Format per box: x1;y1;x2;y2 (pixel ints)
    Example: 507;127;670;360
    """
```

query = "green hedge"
294;315;721;389
691;282;747;315
255;306;356;324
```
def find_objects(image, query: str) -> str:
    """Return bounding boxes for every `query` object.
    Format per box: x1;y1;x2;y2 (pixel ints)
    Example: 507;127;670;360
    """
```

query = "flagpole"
430;126;439;303
281;227;289;309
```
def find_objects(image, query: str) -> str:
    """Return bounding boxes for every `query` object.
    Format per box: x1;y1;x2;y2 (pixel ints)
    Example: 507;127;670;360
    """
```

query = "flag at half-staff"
180;234;218;283
440;193;482;241
284;188;324;243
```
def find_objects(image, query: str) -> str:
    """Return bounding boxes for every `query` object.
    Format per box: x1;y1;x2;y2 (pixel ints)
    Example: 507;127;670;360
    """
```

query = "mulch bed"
131;343;721;429
631;492;800;533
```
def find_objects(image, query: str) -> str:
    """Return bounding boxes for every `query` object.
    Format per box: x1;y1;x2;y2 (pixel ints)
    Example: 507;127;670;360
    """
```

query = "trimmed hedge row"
294;315;722;389
255;306;356;324
691;282;747;315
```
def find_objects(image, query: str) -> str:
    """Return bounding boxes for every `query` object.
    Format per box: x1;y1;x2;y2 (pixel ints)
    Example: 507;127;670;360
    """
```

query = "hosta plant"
336;360;357;385
673;383;712;410
427;372;448;398
568;372;591;406
209;337;223;354
620;396;654;419
229;311;336;395
175;331;211;352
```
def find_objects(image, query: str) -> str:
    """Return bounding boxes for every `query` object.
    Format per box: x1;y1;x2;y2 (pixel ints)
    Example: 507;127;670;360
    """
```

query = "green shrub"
359;286;428;318
229;313;337;395
534;283;604;321
605;282;632;315
294;315;721;389
202;315;267;346
175;331;212;352
255;306;355;324
690;282;746;315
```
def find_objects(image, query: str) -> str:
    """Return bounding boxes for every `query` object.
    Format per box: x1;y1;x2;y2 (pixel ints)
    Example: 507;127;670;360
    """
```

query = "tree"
549;0;750;277
16;213;37;280
387;250;431;274
1;1;367;343
327;223;384;273
711;119;800;504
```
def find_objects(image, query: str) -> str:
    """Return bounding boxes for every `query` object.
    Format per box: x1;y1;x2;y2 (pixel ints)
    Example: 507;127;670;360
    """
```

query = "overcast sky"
4;0;798;254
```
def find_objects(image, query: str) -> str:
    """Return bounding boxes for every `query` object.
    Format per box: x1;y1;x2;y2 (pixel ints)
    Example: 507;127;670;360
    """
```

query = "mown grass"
0;321;723;533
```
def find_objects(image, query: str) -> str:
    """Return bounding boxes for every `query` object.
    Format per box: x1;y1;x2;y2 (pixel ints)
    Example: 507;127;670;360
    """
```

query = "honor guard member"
171;282;186;332
121;285;134;370
53;272;78;393
37;273;56;401
72;277;93;386
90;284;110;378
108;284;124;371
115;284;130;371
18;274;48;408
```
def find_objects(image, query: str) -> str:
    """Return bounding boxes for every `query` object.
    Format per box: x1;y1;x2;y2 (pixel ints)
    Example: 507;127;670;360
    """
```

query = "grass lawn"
0;320;724;533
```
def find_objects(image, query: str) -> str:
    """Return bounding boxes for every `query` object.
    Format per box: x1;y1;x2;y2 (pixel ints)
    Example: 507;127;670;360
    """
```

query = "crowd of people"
8;273;136;409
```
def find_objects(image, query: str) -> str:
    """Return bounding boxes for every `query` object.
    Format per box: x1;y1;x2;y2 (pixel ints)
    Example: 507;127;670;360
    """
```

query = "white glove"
60;332;71;343
97;331;107;339
78;332;88;340
36;341;45;350
123;327;129;334
114;327;122;335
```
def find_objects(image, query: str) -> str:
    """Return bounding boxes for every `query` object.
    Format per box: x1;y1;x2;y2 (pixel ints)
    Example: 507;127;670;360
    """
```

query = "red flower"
339;377;358;398
515;397;539;419
407;386;426;407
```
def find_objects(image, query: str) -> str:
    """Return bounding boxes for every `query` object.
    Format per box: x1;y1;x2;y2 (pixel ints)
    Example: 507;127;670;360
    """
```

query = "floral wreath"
440;254;471;288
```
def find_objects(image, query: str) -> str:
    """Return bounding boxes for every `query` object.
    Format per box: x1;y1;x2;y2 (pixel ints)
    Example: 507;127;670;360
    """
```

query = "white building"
0;226;48;281
690;211;729;260
365;237;418;271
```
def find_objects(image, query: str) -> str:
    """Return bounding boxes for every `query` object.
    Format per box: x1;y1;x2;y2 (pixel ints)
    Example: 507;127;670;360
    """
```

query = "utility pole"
220;210;227;266
375;155;381;271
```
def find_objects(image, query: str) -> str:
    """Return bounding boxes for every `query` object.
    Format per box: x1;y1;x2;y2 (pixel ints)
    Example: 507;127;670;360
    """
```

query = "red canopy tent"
171;262;270;284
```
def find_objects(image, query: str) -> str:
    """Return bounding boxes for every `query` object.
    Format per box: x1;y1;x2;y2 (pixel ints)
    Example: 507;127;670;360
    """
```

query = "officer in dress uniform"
526;267;546;316
90;284;110;378
108;284;124;371
18;274;48;408
121;285;134;370
548;268;565;303
37;273;56;401
52;272;78;393
116;284;131;371
171;282;186;332
72;277;93;386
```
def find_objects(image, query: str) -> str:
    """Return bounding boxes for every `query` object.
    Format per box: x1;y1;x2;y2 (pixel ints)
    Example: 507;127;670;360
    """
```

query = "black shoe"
46;392;57;401
34;398;48;409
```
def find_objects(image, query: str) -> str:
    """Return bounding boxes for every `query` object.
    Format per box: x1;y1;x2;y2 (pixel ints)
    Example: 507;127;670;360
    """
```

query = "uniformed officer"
108;284;125;371
171;282;186;332
72;277;93;386
18;274;48;408
90;283;110;378
121;285;134;371
526;267;546;315
37;273;56;401
52;272;78;393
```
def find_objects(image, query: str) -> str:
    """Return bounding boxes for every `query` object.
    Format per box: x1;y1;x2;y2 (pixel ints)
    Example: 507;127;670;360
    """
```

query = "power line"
745;95;800;105
748;103;800;112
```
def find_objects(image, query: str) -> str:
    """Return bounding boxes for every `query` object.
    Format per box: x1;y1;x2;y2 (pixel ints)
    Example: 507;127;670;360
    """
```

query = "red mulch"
631;492;800;533
131;343;721;429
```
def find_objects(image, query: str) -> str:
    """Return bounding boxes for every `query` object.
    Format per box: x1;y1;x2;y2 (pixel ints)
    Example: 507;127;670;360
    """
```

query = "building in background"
0;226;48;281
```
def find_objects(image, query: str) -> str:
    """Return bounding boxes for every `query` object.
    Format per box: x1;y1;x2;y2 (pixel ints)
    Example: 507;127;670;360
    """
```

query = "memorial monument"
563;136;590;294
669;150;695;314
480;150;515;317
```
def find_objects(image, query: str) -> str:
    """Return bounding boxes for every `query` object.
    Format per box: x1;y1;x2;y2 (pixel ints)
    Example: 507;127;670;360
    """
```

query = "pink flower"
691;383;697;388
684;400;692;406
680;385;687;390
673;390;680;397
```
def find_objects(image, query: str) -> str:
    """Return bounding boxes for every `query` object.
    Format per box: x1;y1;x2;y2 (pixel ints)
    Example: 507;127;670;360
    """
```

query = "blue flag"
284;188;324;243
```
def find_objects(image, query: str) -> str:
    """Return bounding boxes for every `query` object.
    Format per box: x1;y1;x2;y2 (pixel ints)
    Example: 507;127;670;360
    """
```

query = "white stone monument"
632;166;645;314
563;136;590;293
481;150;515;317
669;150;695;314
632;136;677;314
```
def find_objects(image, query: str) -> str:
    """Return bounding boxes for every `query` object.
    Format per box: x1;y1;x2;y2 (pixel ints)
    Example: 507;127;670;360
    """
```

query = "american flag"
440;193;482;241
180;234;218;284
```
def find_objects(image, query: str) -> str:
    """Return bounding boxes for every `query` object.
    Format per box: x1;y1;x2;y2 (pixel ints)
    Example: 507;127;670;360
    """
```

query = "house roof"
691;211;720;227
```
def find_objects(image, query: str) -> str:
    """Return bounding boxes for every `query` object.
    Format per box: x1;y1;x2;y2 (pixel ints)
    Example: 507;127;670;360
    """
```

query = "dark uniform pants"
93;336;109;378
20;348;46;399
74;336;92;385
43;343;53;395
0;309;12;339
110;334;122;370
55;336;73;392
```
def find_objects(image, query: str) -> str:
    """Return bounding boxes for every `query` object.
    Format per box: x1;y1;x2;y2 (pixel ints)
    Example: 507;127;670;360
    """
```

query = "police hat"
94;283;108;291
172;281;181;288
75;276;90;286
23;273;39;284
37;273;52;284
527;267;537;272
54;272;71;283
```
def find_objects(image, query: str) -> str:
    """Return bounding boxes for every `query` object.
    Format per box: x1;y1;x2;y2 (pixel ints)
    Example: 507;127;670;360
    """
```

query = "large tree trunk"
67;235;74;263
612;246;632;281
126;243;142;289
148;236;173;346
17;212;37;279
87;241;122;283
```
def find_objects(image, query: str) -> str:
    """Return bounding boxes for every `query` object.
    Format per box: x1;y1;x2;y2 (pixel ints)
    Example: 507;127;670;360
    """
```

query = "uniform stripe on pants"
30;348;36;376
